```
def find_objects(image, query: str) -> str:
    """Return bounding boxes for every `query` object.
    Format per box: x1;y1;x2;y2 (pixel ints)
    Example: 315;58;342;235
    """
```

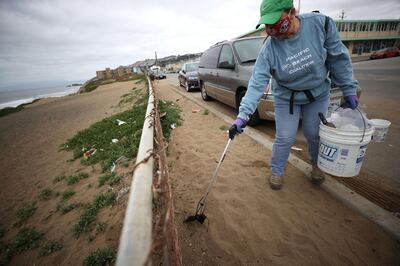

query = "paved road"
166;57;400;185
353;57;400;185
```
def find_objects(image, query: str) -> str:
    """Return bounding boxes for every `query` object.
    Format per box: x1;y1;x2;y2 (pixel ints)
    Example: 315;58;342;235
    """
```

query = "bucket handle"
356;107;367;143
334;105;367;143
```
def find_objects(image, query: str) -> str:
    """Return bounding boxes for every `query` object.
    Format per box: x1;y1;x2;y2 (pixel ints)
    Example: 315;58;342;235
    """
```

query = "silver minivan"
198;36;359;125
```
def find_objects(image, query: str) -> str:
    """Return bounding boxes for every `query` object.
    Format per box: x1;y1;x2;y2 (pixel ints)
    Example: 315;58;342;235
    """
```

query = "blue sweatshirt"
238;13;358;120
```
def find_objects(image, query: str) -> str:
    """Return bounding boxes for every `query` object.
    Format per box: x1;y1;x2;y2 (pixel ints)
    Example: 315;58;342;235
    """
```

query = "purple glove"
344;95;359;110
229;117;247;139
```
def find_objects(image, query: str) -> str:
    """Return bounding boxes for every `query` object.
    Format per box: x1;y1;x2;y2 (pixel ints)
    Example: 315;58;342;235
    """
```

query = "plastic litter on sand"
117;119;126;126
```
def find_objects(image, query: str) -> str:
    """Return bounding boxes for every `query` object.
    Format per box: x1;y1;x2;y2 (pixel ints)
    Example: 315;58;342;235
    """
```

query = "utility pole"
339;10;346;20
155;51;158;66
297;0;300;13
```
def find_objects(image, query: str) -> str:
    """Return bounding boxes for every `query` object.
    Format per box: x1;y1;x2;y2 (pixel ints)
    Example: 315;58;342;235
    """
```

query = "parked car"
370;47;400;60
150;69;166;80
178;62;200;92
198;36;361;125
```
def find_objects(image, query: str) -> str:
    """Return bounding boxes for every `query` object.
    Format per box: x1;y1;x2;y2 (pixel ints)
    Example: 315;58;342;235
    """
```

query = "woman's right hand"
229;118;247;139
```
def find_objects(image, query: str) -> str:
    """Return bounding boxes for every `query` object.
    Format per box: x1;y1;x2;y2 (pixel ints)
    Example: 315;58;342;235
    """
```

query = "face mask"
265;12;292;38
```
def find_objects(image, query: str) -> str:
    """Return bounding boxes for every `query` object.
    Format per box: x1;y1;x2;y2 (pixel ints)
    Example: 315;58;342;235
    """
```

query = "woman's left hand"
344;95;359;109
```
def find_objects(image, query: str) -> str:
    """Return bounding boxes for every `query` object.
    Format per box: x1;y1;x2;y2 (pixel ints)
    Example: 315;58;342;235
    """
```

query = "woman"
230;0;359;190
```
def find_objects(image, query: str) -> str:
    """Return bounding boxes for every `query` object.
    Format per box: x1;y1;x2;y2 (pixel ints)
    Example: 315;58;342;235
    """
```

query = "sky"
0;0;399;88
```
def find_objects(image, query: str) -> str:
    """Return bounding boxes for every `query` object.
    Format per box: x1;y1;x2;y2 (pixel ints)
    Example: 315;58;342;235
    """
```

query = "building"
131;59;156;74
335;19;399;56
236;18;400;58
96;66;133;80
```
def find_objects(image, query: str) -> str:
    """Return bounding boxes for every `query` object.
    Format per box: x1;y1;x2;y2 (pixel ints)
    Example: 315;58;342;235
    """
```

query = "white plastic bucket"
317;123;374;177
369;119;391;142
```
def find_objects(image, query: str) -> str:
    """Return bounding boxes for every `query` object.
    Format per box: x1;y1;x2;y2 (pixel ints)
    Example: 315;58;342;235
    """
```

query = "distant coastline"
0;84;81;110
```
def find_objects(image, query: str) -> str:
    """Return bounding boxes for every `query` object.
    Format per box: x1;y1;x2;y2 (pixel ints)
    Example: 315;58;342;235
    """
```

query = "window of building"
340;23;345;32
372;40;381;51
344;23;350;32
352;42;371;55
390;22;398;31
351;22;357;32
369;22;374;31
361;23;366;31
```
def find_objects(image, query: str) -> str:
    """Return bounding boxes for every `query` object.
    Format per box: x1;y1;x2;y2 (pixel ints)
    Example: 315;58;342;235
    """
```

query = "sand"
1;77;399;265
154;79;400;265
0;80;142;265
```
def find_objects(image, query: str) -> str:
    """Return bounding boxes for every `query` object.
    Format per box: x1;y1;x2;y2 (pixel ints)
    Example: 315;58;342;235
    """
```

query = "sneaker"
311;163;326;185
269;174;283;190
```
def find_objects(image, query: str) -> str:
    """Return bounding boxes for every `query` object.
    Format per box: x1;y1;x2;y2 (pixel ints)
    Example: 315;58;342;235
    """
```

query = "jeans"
271;95;330;176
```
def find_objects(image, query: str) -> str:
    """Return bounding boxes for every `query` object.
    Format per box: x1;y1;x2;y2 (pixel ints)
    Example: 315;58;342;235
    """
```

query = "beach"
0;77;399;265
0;84;82;110
0;80;140;265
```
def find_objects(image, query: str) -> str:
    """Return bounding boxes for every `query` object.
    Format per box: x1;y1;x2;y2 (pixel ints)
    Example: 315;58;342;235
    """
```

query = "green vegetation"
0;241;13;265
67;175;79;185
0;227;43;264
16;203;37;226
202;109;209;115
58;203;81;215
82;247;116;266
38;188;53;201
67;172;89;185
108;174;123;186
62;189;76;200
0;100;40;118
118;87;140;106
131;74;146;83
81;74;145;94
98;173;123;187
53;175;66;183
158;100;182;140
13;227;43;252
95;223;107;234
83;80;99;93
62;91;149;171
219;125;229;131
72;191;116;237
0;106;24;117
39;240;63;256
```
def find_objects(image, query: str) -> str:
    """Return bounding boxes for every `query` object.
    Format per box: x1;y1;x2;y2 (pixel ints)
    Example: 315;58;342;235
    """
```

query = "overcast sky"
0;0;399;88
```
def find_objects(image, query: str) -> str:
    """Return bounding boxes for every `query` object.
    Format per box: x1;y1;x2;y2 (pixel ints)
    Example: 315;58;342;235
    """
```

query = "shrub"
38;189;53;201
39;240;63;256
83;247;116;266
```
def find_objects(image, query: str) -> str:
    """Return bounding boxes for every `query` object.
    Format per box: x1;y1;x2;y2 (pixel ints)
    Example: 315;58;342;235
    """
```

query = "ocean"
0;85;82;110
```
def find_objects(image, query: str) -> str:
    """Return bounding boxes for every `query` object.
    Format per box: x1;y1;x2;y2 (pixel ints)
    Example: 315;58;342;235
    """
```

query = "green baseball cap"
256;0;293;28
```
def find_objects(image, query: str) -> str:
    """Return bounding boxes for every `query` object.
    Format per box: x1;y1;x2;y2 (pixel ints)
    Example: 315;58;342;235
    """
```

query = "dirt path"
0;80;141;265
154;80;400;265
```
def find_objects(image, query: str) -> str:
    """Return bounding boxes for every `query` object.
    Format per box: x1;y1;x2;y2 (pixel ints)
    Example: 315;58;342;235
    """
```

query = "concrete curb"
167;84;400;241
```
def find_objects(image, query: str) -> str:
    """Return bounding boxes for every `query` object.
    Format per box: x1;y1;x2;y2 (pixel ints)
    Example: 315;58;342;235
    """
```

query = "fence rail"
116;77;155;266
